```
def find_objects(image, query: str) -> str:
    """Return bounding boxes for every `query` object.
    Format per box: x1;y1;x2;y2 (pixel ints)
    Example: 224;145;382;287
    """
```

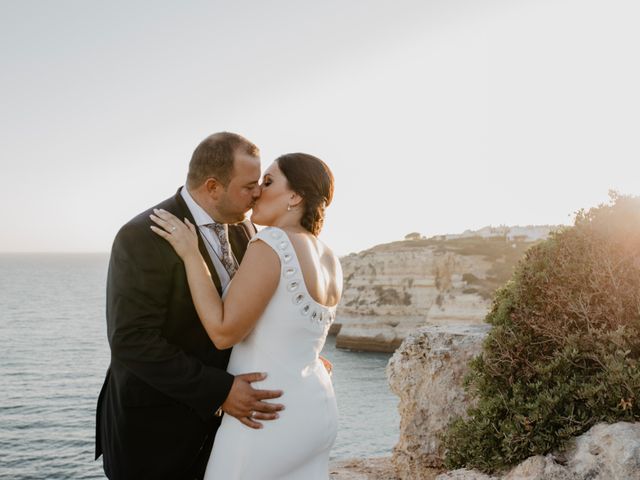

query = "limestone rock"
330;457;400;480
335;323;404;353
502;455;576;480
438;422;640;480
566;422;640;480
338;244;492;320
387;324;491;478
334;317;424;352
334;231;553;352
436;469;498;480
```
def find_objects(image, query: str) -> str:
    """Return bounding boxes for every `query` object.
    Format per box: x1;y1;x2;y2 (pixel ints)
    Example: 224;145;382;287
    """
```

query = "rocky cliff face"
335;229;554;352
387;324;491;478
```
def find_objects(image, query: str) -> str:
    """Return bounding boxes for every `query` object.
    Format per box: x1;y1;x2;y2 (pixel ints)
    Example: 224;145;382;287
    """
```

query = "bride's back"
286;231;342;308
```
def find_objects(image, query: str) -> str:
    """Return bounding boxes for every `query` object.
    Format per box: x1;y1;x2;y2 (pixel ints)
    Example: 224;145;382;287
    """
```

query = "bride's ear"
289;192;303;209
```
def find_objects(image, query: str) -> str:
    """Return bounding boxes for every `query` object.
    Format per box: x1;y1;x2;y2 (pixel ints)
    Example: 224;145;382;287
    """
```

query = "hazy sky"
1;0;639;254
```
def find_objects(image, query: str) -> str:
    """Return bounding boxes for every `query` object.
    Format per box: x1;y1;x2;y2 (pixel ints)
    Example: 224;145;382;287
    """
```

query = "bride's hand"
150;209;199;260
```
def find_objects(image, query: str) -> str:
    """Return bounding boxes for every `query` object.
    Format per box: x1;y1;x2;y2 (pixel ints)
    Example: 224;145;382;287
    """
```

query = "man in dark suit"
95;132;284;479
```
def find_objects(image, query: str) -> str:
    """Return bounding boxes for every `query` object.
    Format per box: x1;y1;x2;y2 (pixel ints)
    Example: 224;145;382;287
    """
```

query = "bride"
150;152;342;479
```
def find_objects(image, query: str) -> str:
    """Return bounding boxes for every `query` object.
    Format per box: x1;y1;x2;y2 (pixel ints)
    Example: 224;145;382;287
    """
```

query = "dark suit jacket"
95;189;255;480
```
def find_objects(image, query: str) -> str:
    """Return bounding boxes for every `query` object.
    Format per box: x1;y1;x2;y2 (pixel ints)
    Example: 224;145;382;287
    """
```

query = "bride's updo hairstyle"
276;153;334;236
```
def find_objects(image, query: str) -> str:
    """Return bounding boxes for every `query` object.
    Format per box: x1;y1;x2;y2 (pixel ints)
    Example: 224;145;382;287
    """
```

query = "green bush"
443;193;640;472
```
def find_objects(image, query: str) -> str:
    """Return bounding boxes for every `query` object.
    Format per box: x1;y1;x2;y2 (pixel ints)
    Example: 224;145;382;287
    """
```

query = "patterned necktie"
204;223;238;278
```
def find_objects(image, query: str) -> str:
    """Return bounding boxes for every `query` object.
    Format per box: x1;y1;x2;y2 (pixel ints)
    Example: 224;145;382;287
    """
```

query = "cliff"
334;226;559;352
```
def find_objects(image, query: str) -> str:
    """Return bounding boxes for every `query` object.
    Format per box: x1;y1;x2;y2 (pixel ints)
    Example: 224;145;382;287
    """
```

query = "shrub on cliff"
443;193;640;472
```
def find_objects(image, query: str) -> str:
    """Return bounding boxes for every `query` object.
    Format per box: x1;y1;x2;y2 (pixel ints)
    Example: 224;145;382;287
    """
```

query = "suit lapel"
173;189;223;295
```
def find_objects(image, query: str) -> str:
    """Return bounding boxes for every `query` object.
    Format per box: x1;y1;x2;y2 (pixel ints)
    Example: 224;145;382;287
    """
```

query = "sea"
0;254;400;479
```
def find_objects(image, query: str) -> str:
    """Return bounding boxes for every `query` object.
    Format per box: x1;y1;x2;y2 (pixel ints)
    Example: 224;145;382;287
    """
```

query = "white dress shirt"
180;186;234;291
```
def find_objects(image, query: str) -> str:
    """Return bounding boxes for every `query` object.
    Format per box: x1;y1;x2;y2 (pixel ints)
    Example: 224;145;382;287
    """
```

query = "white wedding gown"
204;226;339;480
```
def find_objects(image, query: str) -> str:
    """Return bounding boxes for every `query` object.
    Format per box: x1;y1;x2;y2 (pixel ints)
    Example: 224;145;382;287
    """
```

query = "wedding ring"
250;411;256;418
170;226;177;232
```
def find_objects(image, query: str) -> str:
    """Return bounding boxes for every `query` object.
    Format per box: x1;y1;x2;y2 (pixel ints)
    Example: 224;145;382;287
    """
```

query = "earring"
287;205;292;211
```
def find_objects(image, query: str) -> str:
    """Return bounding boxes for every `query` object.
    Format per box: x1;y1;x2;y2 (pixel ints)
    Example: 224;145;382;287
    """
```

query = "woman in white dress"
150;153;342;479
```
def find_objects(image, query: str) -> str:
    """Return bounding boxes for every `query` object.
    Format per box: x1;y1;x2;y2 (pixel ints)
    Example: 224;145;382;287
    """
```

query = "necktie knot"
204;223;238;277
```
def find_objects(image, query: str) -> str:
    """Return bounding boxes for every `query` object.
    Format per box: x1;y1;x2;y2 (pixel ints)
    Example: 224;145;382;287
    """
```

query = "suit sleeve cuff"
195;369;235;422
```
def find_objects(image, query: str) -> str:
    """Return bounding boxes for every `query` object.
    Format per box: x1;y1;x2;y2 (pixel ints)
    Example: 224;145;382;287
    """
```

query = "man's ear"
204;177;225;197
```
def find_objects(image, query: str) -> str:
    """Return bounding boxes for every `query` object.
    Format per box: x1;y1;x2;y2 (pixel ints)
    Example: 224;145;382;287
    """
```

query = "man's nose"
253;185;263;198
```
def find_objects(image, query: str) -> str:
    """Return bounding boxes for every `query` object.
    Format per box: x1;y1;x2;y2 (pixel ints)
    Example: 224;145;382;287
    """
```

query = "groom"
95;132;284;479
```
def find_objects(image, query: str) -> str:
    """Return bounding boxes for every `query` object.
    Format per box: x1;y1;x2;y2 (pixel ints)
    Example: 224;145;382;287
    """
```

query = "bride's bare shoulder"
314;239;343;298
319;241;341;274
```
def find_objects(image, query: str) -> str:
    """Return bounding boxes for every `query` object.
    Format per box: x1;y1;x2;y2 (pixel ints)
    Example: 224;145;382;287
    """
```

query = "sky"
1;0;639;255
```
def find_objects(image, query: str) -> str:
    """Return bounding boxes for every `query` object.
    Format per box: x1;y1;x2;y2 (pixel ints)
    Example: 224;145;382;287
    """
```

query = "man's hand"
221;372;284;429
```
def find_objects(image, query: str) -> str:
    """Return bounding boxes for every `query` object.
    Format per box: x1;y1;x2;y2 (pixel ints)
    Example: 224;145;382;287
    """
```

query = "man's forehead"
234;153;260;170
231;153;261;182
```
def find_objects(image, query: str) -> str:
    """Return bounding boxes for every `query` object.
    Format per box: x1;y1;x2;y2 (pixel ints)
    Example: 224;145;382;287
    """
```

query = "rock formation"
387;324;491;478
335;228;555;352
387;326;640;480
437;422;640;480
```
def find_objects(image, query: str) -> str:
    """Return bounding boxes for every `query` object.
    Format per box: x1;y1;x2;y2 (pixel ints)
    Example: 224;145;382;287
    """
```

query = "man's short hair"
186;132;259;188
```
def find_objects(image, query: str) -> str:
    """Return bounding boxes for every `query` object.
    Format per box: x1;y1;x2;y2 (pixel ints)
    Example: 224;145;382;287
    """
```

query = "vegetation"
374;286;412;306
405;232;423;240
443;193;640;472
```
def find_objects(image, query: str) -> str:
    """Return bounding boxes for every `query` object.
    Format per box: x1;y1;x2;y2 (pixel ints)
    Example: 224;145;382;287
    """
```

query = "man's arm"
107;222;234;421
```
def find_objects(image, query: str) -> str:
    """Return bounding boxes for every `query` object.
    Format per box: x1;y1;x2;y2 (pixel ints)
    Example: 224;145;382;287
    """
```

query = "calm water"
0;254;399;479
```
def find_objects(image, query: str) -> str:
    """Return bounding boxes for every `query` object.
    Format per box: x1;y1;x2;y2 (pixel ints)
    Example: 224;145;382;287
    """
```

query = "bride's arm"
150;209;279;349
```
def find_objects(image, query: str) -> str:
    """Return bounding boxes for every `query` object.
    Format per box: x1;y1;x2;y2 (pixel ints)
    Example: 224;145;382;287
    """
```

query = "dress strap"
248;227;295;266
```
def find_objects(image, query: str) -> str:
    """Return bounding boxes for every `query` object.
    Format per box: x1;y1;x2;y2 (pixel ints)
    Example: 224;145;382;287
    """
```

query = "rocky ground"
330;457;442;480
330;457;397;479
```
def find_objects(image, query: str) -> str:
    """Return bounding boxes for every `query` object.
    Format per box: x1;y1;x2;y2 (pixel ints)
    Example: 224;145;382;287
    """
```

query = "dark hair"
276;153;334;236
186;132;259;188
